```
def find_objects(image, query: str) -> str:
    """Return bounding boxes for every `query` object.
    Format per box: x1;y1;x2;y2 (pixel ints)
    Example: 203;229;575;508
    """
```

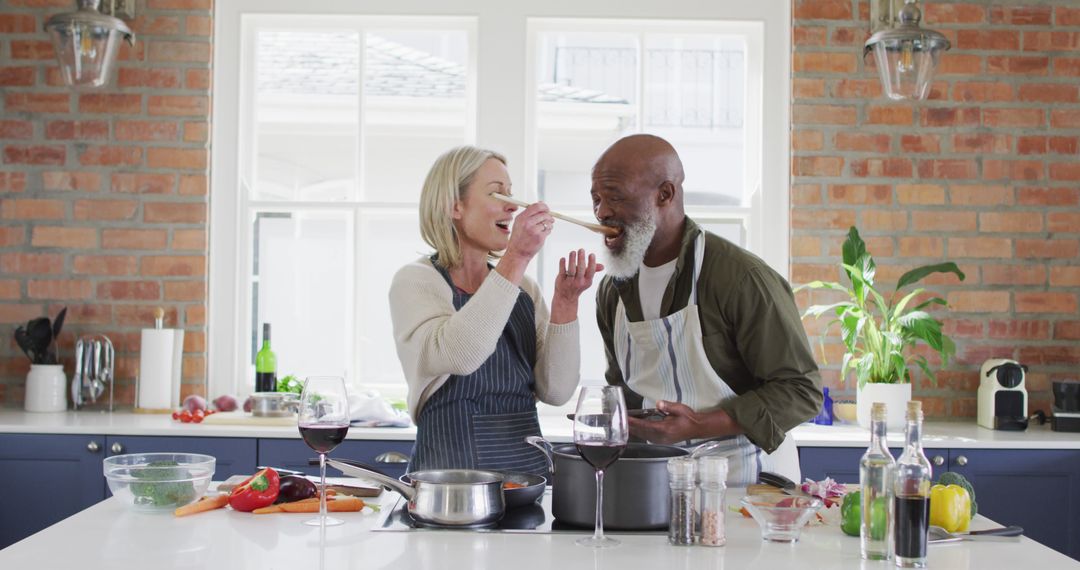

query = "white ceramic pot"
856;382;912;430
25;364;68;412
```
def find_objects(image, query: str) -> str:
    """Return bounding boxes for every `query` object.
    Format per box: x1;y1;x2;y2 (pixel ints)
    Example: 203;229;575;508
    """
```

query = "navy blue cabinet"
104;435;257;479
258;438;413;479
0;433;106;549
799;446;1080;561
949;449;1080;561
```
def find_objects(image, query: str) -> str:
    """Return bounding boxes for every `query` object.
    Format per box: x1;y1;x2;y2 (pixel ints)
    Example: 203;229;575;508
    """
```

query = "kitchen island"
1;484;1076;569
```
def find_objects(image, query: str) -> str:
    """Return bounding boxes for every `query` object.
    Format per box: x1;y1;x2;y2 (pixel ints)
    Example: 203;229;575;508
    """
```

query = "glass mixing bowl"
104;452;215;511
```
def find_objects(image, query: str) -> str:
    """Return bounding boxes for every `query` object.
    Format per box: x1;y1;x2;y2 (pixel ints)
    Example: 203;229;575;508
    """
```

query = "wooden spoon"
489;193;620;238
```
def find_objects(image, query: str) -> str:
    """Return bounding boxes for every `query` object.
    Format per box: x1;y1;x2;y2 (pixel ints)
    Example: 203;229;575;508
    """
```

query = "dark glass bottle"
255;323;277;392
894;400;931;568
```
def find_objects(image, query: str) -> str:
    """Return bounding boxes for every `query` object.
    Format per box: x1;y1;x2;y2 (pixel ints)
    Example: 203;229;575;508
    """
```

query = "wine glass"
298;376;350;527
573;385;629;548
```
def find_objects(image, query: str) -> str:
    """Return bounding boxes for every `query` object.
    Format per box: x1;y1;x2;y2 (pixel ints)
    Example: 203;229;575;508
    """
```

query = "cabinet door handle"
375;451;410;464
955;455;968;467
932;455;944;467
110;442;124;455
87;441;101;453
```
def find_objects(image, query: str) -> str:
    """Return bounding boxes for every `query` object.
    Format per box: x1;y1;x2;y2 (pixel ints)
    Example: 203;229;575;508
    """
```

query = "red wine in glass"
576;442;626;471
300;425;348;454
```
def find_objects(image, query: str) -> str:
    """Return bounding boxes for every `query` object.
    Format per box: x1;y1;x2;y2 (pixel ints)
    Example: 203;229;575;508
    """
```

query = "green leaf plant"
796;227;966;390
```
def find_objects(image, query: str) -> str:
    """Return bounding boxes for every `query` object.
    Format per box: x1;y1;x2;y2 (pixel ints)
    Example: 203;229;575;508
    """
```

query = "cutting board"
201;411;297;427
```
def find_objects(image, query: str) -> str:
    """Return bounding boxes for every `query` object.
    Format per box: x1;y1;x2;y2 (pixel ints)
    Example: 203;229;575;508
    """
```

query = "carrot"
174;494;229;517
278;497;365;513
503;482;525;490
252;504;285;514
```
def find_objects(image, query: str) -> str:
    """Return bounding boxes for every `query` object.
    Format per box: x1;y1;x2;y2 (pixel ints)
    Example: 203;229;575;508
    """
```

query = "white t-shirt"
637;257;678;320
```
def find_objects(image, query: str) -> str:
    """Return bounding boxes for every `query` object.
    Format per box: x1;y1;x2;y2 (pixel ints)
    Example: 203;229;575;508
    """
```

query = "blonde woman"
389;146;603;476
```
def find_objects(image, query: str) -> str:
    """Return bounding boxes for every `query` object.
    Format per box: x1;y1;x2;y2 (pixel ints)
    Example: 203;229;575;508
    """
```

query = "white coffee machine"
978;358;1028;431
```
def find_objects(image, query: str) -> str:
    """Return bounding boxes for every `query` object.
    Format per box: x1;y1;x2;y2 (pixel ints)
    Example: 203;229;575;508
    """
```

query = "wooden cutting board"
201;411;297;427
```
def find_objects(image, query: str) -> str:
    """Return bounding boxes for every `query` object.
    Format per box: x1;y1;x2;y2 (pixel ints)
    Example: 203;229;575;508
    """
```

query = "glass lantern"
44;0;134;89
864;0;949;101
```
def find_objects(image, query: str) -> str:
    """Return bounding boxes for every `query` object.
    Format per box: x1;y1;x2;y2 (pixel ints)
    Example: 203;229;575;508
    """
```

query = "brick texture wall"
2;0;1076;420
791;0;1080;418
0;0;211;407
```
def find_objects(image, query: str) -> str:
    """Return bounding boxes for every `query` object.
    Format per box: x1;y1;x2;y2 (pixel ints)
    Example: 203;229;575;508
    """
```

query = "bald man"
591;134;822;485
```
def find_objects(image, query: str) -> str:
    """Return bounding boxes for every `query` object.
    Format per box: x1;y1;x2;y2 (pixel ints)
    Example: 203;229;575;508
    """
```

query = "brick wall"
0;0;211;407
791;0;1080;418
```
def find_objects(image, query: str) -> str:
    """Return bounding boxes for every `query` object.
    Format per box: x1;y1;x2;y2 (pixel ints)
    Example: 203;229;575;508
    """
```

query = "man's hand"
628;401;743;444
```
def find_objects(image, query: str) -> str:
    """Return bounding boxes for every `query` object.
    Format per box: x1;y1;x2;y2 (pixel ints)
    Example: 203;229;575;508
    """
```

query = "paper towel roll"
138;329;184;411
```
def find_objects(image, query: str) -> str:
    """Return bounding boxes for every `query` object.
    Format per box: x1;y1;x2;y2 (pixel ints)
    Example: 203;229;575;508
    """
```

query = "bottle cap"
871;401;887;421
697;455;729;484
667;456;696;486
907;399;923;421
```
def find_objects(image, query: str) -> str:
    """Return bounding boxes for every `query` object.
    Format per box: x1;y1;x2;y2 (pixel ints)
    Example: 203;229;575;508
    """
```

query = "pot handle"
525;435;555;475
326;458;415;500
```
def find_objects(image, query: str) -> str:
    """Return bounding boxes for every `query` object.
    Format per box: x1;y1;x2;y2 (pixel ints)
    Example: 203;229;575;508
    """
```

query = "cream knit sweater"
389;256;581;421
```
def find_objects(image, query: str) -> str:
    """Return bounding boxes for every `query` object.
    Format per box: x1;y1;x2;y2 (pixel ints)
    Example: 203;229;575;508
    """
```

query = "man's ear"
656;181;676;207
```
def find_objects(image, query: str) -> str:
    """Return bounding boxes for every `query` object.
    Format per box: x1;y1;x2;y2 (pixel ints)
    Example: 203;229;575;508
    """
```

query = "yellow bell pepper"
929;484;971;533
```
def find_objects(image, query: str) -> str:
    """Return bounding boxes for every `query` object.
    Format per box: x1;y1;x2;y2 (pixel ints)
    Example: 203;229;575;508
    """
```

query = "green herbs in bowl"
104;453;215;511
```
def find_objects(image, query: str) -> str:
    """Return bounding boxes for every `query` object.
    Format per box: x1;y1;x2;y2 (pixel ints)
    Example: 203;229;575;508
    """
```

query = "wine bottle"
860;402;895;560
255;323;277;392
894;400;931;568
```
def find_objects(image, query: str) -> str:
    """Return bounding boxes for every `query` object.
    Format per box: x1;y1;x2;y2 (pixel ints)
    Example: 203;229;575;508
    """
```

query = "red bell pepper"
228;468;280;512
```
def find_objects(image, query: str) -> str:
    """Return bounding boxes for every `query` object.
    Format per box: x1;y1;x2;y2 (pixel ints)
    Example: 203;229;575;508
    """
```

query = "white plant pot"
856;382;912;431
24;364;68;412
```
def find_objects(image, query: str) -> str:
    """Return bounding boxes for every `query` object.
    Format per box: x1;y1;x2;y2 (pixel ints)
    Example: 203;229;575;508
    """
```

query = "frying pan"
329;458;505;527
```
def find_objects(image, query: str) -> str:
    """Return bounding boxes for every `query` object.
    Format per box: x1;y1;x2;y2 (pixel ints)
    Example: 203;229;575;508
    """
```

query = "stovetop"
373;488;666;535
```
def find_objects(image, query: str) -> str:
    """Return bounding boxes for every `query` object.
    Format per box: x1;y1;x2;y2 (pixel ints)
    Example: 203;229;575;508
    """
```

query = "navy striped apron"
407;258;550;477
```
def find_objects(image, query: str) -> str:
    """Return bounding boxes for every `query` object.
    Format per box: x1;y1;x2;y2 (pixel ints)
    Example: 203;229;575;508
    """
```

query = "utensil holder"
72;334;115;412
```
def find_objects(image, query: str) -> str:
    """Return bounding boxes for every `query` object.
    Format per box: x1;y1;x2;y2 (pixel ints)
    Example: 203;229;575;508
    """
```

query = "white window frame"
210;0;790;396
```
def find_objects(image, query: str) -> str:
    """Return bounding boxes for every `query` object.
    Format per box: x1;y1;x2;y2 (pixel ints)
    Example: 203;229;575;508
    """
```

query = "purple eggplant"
274;475;317;504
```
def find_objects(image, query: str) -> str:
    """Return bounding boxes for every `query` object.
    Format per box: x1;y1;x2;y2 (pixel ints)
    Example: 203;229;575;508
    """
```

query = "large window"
211;1;790;400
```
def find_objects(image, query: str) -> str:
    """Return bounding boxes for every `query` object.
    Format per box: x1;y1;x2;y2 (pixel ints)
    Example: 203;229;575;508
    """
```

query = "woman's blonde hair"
419;145;507;268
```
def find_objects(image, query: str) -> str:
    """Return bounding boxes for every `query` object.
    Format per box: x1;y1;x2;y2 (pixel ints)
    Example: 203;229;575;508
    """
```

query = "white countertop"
1;410;1077;449
1;486;1075;569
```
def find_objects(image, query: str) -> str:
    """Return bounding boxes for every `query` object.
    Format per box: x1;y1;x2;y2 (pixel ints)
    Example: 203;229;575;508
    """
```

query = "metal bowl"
250;392;299;417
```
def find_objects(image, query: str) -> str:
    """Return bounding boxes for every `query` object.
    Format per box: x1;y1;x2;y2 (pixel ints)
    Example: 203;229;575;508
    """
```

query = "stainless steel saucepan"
328;458;505;527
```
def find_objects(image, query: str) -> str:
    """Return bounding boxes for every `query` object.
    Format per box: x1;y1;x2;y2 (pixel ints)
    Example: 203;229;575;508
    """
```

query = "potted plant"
14;307;68;412
797;228;965;429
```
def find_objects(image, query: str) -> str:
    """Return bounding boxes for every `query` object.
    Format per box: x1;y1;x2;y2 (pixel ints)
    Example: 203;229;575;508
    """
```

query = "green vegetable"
129;460;196;507
277;374;303;394
937;471;977;517
841;491;860;536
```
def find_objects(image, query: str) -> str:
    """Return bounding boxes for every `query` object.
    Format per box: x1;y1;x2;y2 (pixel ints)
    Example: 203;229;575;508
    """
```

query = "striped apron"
407;258;549;477
613;233;800;486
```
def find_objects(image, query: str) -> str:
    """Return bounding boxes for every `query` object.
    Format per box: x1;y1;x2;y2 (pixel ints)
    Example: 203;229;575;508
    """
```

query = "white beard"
602;215;657;279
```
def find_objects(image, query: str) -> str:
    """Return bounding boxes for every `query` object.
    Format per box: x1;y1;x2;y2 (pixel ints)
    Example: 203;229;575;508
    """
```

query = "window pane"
362;30;470;203
645;34;746;207
251;211;353;383
535;31;638;206
356;211;430;386
535;218;608;385
699;219;745;248
254;30;360;201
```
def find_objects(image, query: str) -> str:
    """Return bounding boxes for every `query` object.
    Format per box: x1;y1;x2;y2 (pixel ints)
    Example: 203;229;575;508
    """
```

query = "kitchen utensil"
71;334;115;411
493;471;546;509
103;452;215;511
928;525;1023;544
565;408;668;422
13;327;36;362
250;392;299;417
489;193;619;237
328;458;505;527
526;436;688;530
758;471;814;499
740;493;823;543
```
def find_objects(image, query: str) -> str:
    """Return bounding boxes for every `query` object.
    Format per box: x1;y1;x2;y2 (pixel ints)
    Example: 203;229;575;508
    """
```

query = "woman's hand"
496;203;554;285
550;249;604;324
504;202;554;263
